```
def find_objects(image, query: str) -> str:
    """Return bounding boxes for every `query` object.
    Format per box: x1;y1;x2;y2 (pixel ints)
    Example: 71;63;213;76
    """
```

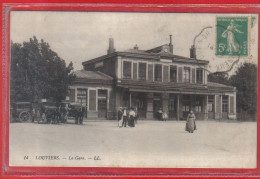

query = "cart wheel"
19;111;31;122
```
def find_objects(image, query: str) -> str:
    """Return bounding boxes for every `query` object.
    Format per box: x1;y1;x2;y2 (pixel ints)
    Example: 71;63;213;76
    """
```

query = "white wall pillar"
228;95;231;114
177;95;180;121
117;56;122;79
205;95;208;120
220;95;222;118
75;87;77;103
234;91;237;114
129;92;132;107
205;70;208;84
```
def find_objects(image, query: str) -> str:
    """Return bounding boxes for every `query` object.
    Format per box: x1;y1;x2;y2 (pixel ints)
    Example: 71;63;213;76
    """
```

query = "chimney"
134;44;139;50
190;45;196;59
107;38;116;54
169;35;173;54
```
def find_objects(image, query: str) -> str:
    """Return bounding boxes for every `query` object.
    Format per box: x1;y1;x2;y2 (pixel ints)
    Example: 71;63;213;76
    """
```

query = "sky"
10;12;258;73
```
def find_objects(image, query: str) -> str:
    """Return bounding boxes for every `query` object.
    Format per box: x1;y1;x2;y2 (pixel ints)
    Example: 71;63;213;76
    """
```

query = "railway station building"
69;37;236;120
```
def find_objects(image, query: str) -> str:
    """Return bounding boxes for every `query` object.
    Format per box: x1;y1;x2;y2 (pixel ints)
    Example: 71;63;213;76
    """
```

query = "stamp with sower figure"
195;15;256;73
216;17;248;57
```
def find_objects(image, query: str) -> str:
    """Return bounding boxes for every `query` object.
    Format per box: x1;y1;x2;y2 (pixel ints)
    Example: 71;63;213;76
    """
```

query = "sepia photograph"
8;11;258;168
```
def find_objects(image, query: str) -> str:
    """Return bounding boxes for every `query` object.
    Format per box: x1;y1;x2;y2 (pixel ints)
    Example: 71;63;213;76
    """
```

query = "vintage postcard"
7;11;258;169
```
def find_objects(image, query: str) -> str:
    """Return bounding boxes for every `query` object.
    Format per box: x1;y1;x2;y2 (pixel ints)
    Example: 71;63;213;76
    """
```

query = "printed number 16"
218;43;226;53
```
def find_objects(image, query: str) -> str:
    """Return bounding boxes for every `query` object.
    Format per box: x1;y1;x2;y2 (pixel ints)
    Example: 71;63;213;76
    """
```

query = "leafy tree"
229;63;257;118
11;36;75;103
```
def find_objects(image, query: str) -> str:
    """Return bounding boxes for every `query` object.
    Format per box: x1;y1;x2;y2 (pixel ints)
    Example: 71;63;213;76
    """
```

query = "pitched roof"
207;82;235;91
74;70;113;80
117;80;235;94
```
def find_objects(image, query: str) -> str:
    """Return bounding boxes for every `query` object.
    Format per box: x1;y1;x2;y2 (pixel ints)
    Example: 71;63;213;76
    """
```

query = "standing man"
118;107;123;127
31;105;36;123
122;107;127;127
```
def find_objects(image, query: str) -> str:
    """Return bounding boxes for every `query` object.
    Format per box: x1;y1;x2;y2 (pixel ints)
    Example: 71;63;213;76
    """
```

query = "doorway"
98;90;107;118
153;93;162;118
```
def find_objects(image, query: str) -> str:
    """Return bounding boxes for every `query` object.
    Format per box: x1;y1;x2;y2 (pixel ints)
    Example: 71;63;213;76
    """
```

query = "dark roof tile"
74;70;113;80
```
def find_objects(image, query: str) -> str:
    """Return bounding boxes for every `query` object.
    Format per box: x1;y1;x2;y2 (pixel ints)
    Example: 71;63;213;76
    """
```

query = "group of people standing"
117;107;197;132
118;107;138;128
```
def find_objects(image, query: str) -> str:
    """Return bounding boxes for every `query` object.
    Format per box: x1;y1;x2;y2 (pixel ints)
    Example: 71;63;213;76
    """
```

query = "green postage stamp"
216;17;248;56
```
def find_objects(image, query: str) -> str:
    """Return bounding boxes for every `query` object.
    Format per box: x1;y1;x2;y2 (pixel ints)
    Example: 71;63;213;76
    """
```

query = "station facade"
69;37;236;120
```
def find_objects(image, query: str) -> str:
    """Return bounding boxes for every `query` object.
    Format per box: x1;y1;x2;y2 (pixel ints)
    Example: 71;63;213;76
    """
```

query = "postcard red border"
1;2;260;178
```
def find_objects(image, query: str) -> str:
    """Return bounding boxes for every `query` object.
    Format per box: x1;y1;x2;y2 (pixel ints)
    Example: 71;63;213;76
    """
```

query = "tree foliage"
208;62;257;119
11;36;75;103
229;63;257;116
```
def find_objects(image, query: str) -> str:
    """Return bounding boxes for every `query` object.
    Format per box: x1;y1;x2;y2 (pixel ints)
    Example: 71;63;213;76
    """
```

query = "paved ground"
9;120;257;168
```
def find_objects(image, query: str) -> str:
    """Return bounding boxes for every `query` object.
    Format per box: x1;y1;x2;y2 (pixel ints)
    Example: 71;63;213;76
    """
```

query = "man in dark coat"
122;107;127;127
118;107;123;127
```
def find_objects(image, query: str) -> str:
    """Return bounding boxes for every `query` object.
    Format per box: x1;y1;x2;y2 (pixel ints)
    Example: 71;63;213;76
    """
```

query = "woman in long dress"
186;110;196;133
128;108;136;127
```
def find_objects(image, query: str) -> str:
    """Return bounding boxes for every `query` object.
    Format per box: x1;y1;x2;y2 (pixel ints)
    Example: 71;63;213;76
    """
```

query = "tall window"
183;67;190;83
169;99;175;111
77;89;87;106
154;64;162;82
182;95;191;112
138;63;146;80
195;96;203;112
123;61;131;79
196;68;203;84
170;66;177;82
208;95;214;112
222;95;229;112
98;89;107;99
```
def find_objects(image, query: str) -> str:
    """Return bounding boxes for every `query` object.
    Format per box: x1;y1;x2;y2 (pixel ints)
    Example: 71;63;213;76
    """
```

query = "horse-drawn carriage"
62;102;85;124
11;99;85;124
36;101;61;124
36;101;85;124
11;102;32;122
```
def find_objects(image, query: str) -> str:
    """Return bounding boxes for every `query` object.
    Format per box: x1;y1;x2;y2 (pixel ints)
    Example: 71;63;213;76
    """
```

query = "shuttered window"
163;65;169;82
133;63;137;80
154;64;162;82
196;68;203;84
192;68;196;83
170;66;177;82
123;61;131;79
138;63;146;80
183;67;190;83
178;67;182;82
148;64;153;81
